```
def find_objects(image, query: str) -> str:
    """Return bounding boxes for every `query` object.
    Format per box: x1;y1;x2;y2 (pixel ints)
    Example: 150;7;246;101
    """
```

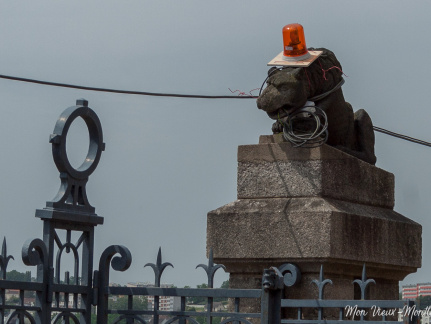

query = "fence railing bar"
19;290;24;307
0;289;3;324
281;321;406;324
206;295;213;324
51;307;86;312
281;299;408;308
106;287;262;298
107;309;260;318
0;281;43;290
73;292;78;308
55;291;60;308
179;296;186;324
154;294;159;324
51;284;91;294
0;305;40;311
234;297;241;324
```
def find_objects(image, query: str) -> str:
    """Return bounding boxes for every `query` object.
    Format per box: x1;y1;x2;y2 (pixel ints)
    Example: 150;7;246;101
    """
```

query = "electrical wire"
259;69;431;148
281;104;328;147
373;126;431;148
1;73;431;148
279;109;431;149
0;74;256;99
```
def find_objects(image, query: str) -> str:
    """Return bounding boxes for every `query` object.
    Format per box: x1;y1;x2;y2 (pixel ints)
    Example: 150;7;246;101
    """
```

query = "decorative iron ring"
49;99;104;180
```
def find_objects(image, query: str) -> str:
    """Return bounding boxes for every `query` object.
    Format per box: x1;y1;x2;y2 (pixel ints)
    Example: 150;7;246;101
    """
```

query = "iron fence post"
261;269;282;324
34;100;104;323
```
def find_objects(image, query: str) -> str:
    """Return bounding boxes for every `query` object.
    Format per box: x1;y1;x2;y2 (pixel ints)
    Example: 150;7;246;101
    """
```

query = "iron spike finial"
2;237;5;256
144;247;173;287
353;264;376;300
196;248;226;288
311;265;333;300
0;237;14;280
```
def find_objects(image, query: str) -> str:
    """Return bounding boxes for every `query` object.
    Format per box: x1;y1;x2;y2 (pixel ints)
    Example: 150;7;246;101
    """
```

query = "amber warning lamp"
268;23;322;67
282;23;310;60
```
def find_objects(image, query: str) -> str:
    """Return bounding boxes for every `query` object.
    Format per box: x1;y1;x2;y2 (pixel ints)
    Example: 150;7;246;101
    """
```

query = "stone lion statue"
257;48;376;165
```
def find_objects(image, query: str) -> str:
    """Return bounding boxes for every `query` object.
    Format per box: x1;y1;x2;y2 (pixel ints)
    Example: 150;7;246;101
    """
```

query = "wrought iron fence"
0;100;418;324
95;247;261;324
261;264;417;324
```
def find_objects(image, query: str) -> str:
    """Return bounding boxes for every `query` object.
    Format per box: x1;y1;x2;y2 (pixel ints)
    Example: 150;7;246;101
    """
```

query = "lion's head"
257;48;343;119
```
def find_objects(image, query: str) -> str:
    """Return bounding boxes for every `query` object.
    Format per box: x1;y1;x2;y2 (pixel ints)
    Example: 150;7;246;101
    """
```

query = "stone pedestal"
207;135;422;314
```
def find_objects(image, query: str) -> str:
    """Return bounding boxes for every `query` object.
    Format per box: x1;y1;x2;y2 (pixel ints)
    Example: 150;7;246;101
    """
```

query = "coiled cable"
280;102;328;147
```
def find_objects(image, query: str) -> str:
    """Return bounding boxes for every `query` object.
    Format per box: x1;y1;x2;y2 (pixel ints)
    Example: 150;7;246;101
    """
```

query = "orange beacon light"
282;23;311;61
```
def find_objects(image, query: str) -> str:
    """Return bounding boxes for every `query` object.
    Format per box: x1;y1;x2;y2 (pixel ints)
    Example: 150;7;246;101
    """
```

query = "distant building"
126;282;149;288
109;282;122;287
127;282;180;311
5;289;19;301
402;283;431;299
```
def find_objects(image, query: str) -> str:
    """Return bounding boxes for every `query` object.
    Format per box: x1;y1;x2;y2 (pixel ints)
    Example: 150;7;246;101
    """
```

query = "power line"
0;74;256;99
1;73;430;148
373;126;431;148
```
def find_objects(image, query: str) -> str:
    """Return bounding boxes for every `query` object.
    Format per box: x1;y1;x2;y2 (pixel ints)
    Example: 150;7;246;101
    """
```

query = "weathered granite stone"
206;135;422;318
238;135;394;208
208;197;420;271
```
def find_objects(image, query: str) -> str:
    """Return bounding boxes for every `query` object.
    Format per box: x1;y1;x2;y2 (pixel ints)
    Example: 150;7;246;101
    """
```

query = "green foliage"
6;270;31;282
213;317;222;324
214;281;229;302
91;313;127;324
220;280;229;289
186;284;207;305
108;295;148;311
5;271;35;298
194;315;222;324
56;276;80;285
89;296;148;324
186;281;229;305
417;295;431;310
195;314;206;324
7;295;20;305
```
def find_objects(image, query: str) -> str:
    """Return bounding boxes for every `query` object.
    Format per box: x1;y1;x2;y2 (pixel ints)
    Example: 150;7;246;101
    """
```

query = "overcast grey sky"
0;1;430;288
